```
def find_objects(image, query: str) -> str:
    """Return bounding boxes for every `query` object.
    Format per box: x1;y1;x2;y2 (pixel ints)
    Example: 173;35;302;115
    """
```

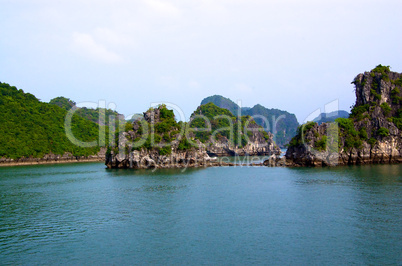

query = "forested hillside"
50;96;119;125
0;82;105;159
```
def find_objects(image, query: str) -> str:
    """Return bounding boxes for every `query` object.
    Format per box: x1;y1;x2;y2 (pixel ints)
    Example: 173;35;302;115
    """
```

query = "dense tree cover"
200;95;299;147
49;96;120;126
0;82;107;159
49;96;75;110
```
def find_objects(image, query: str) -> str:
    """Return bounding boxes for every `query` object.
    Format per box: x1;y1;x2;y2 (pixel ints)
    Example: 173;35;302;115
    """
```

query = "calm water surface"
0;163;401;265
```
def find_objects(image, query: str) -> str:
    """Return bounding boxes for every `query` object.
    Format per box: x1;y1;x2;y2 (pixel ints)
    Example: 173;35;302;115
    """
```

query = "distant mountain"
49;96;120;126
312;110;349;124
201;95;240;115
200;95;299;147
189;102;281;156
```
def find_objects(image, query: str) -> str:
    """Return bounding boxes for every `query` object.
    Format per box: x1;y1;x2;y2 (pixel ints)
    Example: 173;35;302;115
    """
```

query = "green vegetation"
50;96;119;125
177;137;193;151
350;104;369;120
359;128;368;140
0;82;106;159
371;64;391;82
368;138;377;146
335;118;356;134
288;121;317;147
377;127;389;137
371;88;381;101
391;118;402;130
314;136;327;151
393;76;402;87
391;88;402;105
190;103;234;143
380;102;392;116
200;95;240;115
288;65;401;154
200;95;299;147
159;145;171;155
372;64;391;74
335;118;363;149
126;104;196;153
189;102;268;147
49;96;75;110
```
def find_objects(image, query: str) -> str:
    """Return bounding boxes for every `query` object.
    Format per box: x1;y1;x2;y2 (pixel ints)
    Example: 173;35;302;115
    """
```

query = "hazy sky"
1;0;401;123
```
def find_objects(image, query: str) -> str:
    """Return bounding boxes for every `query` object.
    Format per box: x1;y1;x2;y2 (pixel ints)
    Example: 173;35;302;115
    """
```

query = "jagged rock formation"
205;123;280;157
106;147;216;169
106;105;213;169
106;104;281;169
284;65;402;167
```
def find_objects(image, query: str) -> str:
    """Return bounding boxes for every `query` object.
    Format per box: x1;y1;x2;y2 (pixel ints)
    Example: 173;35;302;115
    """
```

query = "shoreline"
2;155;401;169
0;158;104;167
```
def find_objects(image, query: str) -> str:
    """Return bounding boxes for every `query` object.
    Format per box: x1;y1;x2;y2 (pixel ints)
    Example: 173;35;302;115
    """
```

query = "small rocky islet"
284;65;402;167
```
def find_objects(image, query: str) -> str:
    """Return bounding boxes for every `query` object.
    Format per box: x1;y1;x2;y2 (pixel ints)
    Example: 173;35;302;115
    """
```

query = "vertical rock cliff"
285;65;402;166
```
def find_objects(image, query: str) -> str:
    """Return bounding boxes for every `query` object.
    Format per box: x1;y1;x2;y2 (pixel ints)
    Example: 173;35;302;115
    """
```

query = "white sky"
1;0;401;122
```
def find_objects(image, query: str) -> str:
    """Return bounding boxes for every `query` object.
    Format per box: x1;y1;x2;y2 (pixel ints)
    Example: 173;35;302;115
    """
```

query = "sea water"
0;163;401;264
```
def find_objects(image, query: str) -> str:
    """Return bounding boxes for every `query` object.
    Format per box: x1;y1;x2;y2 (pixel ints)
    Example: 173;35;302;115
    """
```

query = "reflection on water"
0;162;401;264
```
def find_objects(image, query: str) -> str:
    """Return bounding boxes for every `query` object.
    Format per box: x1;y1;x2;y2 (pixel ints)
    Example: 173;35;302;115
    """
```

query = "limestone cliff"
106;104;281;169
285;65;402;167
106;105;212;169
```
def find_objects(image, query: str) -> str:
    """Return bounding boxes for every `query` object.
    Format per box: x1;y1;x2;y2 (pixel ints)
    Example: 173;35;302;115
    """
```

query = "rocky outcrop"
106;148;218;169
106;105;213;169
206;126;281;157
106;104;281;169
284;65;402;167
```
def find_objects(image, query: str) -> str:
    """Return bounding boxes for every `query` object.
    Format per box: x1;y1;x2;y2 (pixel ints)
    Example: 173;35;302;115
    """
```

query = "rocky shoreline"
0;148;106;167
0;158;104;167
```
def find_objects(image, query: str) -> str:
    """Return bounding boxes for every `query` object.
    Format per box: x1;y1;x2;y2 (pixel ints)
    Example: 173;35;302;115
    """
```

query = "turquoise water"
0;163;401;264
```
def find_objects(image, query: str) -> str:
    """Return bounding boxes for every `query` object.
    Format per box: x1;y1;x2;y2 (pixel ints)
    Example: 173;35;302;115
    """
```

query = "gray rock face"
106;105;281;169
106;148;214;169
206;124;281;157
106;105;214;169
285;66;402;167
